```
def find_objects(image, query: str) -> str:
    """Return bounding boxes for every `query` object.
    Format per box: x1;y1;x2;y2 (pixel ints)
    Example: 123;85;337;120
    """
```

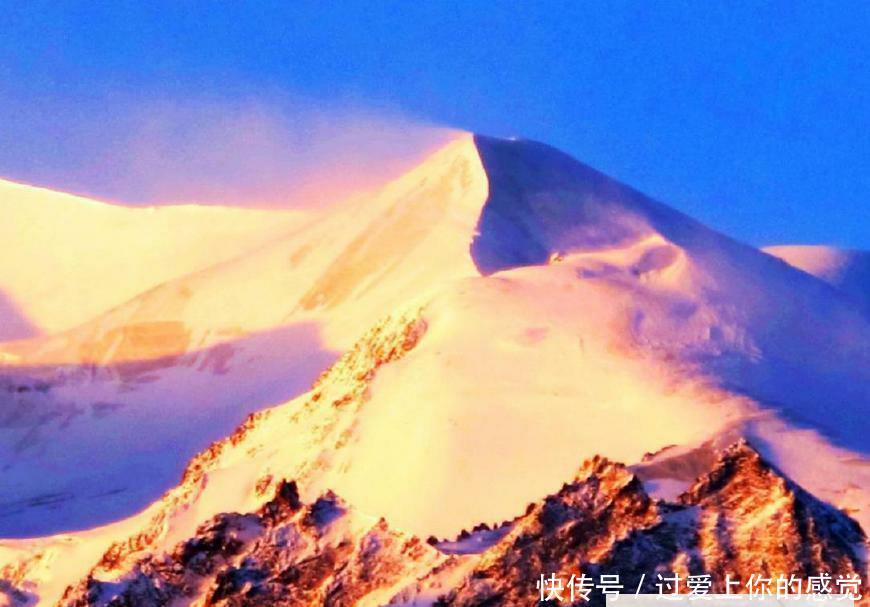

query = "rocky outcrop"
435;456;660;606
437;441;866;606
62;481;442;607
678;441;865;586
61;441;866;607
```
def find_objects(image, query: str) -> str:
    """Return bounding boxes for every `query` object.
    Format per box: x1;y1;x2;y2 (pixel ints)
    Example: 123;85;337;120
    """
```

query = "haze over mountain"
0;134;866;606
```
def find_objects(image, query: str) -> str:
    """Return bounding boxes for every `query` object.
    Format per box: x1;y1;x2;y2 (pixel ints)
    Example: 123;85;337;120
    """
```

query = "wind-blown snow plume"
0;90;455;207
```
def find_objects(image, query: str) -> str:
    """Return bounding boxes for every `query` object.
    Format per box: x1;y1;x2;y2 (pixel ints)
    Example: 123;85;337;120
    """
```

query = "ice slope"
765;244;870;314
1;135;867;604
0;178;307;340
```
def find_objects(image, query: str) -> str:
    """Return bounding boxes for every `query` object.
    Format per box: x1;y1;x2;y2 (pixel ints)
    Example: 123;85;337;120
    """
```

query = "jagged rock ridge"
60;442;866;607
63;481;442;607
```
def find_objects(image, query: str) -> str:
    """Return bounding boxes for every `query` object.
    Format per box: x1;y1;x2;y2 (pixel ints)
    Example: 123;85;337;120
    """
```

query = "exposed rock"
438;441;866;606
61;441;867;607
62;481;442;607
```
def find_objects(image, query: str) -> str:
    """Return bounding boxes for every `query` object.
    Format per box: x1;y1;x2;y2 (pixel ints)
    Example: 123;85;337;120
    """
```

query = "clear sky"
2;1;869;248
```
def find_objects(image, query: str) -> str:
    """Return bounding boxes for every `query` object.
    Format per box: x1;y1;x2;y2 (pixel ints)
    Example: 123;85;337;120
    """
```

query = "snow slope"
0;137;489;536
0;178;307;340
765;244;870;314
0;135;867;605
2;137;487;364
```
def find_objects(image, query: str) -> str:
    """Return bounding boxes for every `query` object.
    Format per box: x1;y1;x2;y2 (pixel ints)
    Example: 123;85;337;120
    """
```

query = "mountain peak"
469;134;710;274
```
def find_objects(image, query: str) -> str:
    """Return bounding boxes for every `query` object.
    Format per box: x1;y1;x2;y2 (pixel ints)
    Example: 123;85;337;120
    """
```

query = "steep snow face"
765;245;870;314
471;136;710;274
472;138;869;435
0;179;307;340
0;135;490;536
3;136;487;366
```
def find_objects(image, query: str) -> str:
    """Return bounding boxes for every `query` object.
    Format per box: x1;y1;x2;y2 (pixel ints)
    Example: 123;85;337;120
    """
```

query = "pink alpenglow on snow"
0;134;867;607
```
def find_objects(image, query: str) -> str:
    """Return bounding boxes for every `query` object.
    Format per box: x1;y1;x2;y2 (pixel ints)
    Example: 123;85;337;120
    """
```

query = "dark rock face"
61;481;441;607
438;441;866;607
676;442;865;584
437;456;661;607
62;443;866;607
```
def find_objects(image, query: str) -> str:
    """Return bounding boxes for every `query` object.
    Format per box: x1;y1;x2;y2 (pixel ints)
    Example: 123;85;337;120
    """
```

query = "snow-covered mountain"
0;134;867;606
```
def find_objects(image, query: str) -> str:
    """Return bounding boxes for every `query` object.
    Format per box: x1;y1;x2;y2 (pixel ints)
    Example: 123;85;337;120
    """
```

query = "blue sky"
1;1;869;247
